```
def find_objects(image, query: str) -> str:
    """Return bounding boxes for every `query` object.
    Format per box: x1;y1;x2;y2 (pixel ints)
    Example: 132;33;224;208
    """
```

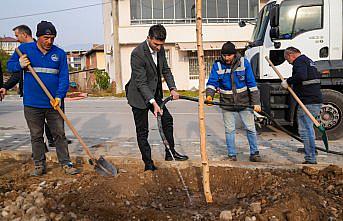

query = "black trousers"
131;98;175;166
24;106;70;166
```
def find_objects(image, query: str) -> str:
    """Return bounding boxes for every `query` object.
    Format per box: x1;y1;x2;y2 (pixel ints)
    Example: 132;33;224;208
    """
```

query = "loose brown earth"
0;159;342;221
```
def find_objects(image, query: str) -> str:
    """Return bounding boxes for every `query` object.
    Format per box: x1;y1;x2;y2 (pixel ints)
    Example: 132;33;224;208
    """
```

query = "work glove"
281;80;289;89
205;96;213;106
253;105;262;113
50;98;61;110
19;54;30;68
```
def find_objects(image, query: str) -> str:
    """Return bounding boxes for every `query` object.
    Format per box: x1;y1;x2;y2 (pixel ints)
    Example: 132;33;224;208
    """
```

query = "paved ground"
0;96;342;167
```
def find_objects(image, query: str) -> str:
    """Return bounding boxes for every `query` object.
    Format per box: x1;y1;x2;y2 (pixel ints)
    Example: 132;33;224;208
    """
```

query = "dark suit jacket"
4;72;23;96
126;41;176;109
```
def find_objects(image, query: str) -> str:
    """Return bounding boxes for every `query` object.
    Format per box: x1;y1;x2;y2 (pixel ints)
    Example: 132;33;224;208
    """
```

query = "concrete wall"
96;52;106;70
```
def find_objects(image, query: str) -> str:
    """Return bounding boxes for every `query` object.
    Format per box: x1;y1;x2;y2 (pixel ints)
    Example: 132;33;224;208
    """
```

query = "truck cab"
244;0;343;139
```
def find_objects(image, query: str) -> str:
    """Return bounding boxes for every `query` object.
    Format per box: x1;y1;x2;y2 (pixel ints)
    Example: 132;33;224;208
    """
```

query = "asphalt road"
1;96;342;165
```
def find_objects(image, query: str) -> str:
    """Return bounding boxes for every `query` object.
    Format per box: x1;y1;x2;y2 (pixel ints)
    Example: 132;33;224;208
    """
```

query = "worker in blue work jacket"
281;47;322;164
206;41;262;162
7;21;80;176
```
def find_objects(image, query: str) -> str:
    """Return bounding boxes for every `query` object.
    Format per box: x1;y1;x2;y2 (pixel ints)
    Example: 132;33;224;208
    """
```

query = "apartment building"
0;37;20;55
103;0;267;90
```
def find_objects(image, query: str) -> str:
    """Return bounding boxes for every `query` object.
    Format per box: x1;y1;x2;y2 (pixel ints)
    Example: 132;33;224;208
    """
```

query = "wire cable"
0;1;112;21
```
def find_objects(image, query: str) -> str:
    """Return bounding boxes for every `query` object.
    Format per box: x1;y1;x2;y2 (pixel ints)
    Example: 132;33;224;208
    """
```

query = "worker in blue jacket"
281;47;322;164
206;41;262;162
7;21;79;176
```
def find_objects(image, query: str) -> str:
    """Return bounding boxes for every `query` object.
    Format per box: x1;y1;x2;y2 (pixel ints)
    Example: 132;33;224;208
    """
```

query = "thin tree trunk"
195;0;213;203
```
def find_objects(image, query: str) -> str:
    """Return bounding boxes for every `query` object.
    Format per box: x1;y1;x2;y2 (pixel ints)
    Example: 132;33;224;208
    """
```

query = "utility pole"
196;0;213;203
112;0;123;93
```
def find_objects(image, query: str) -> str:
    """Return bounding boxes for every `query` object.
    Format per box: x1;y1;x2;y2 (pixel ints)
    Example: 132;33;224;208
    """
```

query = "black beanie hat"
221;41;236;55
36;21;57;37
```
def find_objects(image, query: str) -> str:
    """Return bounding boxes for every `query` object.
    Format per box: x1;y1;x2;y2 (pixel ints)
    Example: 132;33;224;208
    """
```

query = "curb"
1;150;341;170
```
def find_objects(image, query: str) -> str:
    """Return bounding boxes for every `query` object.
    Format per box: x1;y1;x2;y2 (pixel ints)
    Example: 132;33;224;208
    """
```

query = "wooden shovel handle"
15;48;96;161
265;56;320;127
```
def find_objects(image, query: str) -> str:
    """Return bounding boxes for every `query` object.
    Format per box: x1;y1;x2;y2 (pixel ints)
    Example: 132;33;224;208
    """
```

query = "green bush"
0;49;10;73
94;69;110;90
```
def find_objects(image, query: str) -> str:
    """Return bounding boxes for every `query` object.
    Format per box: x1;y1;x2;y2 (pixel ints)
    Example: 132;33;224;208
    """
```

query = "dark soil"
0;159;342;221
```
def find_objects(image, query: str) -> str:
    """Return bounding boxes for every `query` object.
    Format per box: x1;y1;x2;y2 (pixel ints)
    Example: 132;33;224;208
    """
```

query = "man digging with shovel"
7;21;80;176
281;47;323;164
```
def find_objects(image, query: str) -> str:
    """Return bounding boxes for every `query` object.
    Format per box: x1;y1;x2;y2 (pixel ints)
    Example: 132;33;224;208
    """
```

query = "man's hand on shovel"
50;98;61;110
281;80;289;89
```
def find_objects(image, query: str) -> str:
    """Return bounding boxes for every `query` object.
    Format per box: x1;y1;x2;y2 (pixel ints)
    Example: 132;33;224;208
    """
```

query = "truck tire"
316;89;343;140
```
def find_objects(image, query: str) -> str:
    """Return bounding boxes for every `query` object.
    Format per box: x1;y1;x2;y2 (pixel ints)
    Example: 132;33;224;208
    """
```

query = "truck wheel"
316;89;343;140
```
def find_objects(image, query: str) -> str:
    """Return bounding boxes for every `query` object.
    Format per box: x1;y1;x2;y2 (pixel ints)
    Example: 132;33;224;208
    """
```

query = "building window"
188;50;221;80
165;49;171;68
130;0;259;24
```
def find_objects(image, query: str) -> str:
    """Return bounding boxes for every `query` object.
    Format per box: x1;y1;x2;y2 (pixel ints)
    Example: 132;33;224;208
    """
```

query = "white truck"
240;0;343;139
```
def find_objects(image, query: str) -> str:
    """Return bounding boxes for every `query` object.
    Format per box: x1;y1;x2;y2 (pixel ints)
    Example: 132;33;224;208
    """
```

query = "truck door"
261;0;328;80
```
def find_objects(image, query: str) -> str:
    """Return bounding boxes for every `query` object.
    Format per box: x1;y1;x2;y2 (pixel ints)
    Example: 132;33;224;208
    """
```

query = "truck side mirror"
270;27;279;39
270;5;280;27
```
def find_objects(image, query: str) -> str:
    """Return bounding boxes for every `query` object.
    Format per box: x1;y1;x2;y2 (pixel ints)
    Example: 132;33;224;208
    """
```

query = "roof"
85;44;104;56
0;37;17;42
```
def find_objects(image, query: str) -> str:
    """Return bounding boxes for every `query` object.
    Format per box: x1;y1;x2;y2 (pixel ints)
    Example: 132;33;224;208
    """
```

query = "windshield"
278;3;298;39
251;2;275;45
279;0;323;39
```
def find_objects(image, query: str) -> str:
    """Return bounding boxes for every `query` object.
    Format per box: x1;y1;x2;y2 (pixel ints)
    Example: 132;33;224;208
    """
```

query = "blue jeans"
297;104;322;163
222;108;259;156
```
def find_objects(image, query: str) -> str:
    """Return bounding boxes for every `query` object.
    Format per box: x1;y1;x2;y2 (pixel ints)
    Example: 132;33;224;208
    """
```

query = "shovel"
265;56;329;152
16;48;117;176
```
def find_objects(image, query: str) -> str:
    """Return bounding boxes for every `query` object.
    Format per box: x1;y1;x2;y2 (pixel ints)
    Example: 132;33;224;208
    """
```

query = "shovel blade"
317;125;329;152
95;156;117;176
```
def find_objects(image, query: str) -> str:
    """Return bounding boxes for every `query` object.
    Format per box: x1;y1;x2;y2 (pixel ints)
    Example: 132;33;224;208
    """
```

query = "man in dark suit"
126;24;188;171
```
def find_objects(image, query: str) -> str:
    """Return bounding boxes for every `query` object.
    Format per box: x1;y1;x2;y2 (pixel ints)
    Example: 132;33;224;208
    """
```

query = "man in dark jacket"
0;25;32;97
126;24;188;171
282;47;322;164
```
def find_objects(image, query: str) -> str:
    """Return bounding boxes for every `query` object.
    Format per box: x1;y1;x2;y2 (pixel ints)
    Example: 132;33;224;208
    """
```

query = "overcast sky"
0;0;105;50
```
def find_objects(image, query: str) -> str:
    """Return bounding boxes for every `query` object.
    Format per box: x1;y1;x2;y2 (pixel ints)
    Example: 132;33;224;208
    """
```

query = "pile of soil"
0;159;341;221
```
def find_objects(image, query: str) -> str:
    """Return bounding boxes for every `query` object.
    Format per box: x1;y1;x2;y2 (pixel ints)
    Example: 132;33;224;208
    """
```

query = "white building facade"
103;0;266;90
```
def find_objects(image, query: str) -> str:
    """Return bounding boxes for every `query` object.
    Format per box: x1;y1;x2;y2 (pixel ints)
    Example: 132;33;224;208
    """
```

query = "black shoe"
165;151;189;161
144;164;157;171
302;160;317;164
67;139;72;144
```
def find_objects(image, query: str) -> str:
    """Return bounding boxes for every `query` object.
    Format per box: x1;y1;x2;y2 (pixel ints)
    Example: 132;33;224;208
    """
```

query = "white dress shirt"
147;40;157;104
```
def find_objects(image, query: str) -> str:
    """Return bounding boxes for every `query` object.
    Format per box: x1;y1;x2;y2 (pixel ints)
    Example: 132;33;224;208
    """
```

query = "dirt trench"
0;159;342;221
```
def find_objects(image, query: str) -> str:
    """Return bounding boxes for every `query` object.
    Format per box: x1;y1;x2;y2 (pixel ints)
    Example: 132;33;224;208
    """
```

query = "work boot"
250;152;262;162
227;155;237;161
62;162;80;175
32;162;47;176
165;150;189;161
